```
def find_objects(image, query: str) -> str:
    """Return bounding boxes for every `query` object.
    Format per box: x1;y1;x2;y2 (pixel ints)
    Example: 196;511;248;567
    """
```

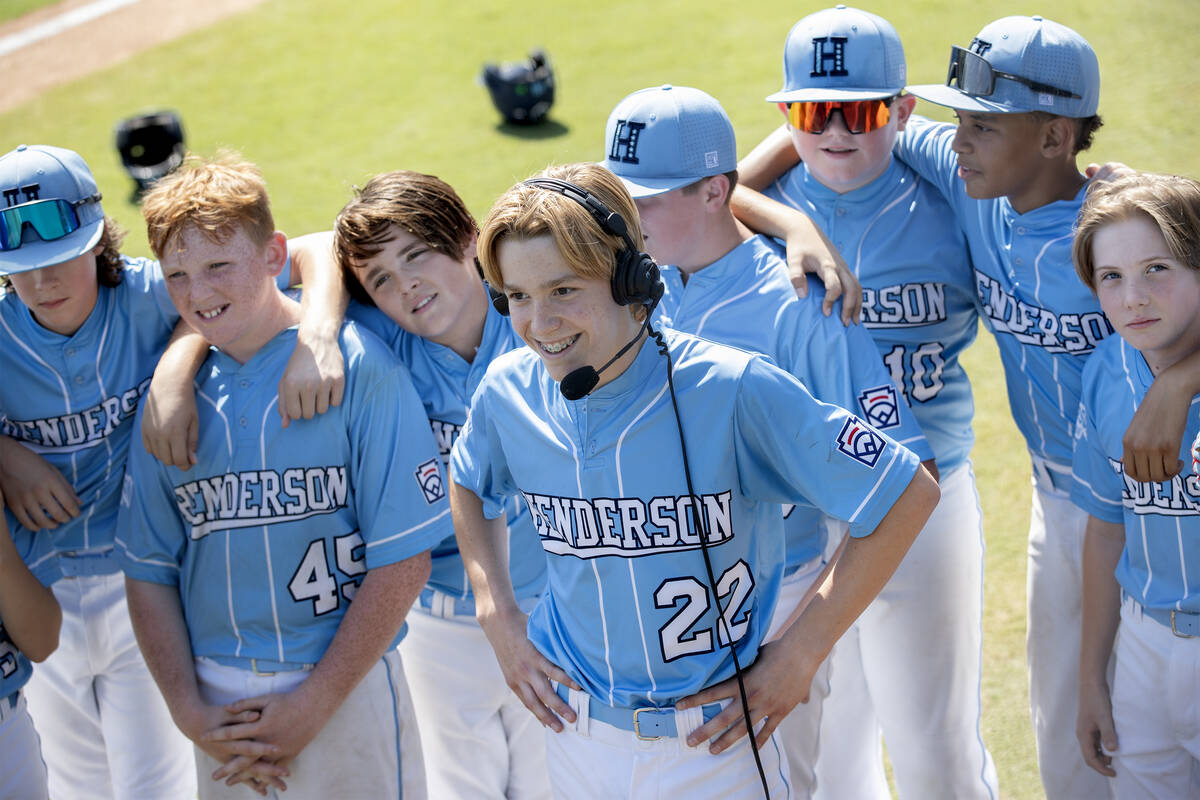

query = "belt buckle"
633;707;663;741
250;658;277;676
1171;610;1196;639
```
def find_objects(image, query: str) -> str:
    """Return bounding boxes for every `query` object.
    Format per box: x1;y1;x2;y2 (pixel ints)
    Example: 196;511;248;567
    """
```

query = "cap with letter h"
603;84;736;199
767;5;906;103
0;144;105;274
907;15;1099;117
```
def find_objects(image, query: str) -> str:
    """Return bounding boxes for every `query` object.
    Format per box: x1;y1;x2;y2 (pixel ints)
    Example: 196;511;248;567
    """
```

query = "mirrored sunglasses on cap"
778;98;893;135
946;45;1080;101
0;194;102;251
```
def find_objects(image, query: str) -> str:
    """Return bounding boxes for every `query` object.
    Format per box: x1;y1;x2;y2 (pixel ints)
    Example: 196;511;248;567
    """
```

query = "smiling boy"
1071;173;1200;798
117;153;450;798
734;8;994;796
334;171;551;799
448;161;938;798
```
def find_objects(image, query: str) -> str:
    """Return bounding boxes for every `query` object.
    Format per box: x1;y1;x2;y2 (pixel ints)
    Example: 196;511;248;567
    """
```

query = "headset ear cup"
489;284;509;315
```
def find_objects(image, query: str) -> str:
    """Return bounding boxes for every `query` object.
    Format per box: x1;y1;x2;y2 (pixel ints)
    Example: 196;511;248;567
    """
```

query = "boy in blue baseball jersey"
601;81;942;797
450;161;940;798
739;15;1169;797
736;8;996;798
1071;173;1200;798
117;154;450;798
333;170;551;799
0;144;348;800
0;486;61;800
0;143;200;800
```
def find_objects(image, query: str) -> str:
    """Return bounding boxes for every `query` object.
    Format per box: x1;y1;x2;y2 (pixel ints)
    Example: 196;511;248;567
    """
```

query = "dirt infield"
0;0;265;114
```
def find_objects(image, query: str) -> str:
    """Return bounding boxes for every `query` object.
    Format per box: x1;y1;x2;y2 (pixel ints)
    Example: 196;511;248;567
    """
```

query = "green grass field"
2;1;1198;797
0;0;57;25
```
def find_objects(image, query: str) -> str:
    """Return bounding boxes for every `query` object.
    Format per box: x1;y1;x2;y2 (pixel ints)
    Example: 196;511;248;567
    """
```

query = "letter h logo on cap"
811;36;849;77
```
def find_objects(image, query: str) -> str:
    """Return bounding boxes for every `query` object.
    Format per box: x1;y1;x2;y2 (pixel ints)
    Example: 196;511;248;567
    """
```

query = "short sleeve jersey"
0;256;178;570
654;234;931;568
451;329;920;707
897;117;1113;467
346;300;546;609
116;322;452;665
763;157;979;473
0;524;61;702
1072;335;1200;612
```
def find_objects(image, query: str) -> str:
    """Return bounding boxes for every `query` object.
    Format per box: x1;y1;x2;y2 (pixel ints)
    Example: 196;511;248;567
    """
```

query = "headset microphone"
559;307;655;401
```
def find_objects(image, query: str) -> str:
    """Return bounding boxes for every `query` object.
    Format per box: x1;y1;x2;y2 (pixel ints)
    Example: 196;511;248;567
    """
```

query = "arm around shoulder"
1123;347;1200;482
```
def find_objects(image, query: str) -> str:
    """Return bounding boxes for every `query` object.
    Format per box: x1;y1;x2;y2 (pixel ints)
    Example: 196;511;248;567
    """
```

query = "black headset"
485;177;663;315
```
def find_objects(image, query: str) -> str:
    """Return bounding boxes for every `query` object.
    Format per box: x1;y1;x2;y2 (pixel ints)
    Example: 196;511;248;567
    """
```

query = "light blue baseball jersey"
346;299;546;610
1071;335;1200;611
653;234;931;568
450;328;921;708
116;322;452;666
0;256;177;575
897;117;1113;467
0;525;60;702
763;158;979;473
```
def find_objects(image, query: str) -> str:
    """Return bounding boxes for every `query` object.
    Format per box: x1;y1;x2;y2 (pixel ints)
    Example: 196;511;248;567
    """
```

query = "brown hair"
333;171;477;307
477;162;643;289
141;151;275;259
0;215;126;291
1073;172;1200;291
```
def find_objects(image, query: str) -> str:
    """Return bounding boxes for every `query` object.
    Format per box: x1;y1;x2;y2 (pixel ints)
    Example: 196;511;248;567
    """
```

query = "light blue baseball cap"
907;16;1099;117
603;85;736;199
0;144;105;274
766;5;906;103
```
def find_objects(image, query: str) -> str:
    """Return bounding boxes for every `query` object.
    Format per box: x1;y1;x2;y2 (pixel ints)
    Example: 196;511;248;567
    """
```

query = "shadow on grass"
494;119;570;139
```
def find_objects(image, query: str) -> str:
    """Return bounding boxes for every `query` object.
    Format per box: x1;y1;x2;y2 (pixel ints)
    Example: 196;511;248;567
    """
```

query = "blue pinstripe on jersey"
897;117;1113;467
116;323;452;665
451;329;921;707
763;157;979;474
0;256;177;571
653;234;932;569
346;299;546;610
1071;335;1200;612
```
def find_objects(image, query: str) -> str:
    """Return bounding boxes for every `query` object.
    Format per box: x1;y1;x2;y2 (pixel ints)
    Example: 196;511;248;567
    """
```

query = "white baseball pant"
813;463;997;800
193;648;424;799
399;599;551;799
1106;595;1199;799
0;692;48;800
1027;460;1114;799
23;571;195;800
547;684;791;799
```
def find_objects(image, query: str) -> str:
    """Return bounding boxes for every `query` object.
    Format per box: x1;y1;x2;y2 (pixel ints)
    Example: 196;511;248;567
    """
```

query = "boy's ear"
703;173;731;208
1039;116;1076;159
264;231;288;277
893;95;918;131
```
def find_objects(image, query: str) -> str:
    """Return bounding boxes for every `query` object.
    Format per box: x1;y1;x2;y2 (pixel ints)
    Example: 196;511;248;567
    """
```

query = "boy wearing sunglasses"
601;82;935;796
0;144;199;800
901;18;1117;800
741;7;994;799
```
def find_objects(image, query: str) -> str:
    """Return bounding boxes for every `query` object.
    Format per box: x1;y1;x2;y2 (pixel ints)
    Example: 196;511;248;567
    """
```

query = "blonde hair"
1074;172;1200;291
477;163;643;289
141;151;275;258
